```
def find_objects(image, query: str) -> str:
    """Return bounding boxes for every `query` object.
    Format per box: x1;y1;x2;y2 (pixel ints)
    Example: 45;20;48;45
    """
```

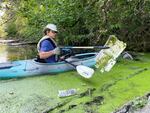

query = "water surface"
0;44;37;63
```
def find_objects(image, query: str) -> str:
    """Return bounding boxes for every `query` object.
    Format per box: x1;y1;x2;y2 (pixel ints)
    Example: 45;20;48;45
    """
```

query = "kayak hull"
0;53;96;78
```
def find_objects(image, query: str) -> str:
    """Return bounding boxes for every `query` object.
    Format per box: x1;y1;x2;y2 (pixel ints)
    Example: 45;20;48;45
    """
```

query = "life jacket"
37;35;57;52
36;36;57;63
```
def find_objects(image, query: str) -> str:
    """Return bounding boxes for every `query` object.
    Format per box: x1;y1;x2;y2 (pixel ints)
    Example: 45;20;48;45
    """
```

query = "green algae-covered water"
0;44;150;113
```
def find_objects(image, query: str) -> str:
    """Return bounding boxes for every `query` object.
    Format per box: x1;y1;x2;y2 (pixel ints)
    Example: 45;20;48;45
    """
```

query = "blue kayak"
0;52;96;78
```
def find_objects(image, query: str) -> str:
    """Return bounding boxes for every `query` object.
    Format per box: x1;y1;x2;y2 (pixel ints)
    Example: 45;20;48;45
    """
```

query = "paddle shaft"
64;59;94;78
64;60;77;68
60;46;109;49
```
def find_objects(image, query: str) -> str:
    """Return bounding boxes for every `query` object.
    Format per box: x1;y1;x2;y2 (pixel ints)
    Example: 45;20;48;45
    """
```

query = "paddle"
64;60;94;78
60;46;109;49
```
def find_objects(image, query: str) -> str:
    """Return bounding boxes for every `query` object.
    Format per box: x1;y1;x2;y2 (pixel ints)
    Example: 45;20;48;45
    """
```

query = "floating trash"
58;89;77;97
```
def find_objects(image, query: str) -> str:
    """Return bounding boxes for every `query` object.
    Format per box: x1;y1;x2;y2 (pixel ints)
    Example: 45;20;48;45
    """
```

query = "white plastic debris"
58;89;77;97
104;59;116;72
122;52;133;60
95;35;126;73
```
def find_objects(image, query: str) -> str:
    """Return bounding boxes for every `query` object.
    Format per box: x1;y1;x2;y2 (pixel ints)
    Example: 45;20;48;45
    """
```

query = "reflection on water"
0;44;37;63
0;46;8;63
0;44;95;63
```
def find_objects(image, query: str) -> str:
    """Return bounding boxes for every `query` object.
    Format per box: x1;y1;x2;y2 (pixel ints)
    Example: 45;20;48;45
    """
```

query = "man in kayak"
37;24;60;63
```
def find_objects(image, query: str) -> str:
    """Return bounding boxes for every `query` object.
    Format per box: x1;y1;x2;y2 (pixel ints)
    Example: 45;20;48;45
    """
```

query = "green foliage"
0;25;7;38
1;0;150;51
5;22;17;38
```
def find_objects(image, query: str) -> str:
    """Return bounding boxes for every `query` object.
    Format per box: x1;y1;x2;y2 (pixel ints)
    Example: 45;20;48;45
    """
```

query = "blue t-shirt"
40;39;56;63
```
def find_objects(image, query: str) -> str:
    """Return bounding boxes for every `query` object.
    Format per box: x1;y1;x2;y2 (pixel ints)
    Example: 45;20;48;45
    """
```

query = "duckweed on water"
0;53;150;113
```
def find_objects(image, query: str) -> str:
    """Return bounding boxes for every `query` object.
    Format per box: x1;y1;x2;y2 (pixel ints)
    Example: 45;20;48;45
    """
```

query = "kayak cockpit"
33;52;97;64
70;52;97;59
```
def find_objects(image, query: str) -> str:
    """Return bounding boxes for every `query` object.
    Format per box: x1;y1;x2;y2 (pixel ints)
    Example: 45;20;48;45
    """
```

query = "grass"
0;53;150;113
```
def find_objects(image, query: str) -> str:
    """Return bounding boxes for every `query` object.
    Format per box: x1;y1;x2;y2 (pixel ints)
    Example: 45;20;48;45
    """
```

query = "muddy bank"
113;93;150;113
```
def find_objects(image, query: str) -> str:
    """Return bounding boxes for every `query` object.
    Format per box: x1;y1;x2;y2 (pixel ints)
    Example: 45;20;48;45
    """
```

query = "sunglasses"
51;30;58;34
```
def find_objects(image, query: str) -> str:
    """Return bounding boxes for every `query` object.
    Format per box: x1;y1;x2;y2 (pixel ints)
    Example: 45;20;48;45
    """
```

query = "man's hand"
52;47;60;55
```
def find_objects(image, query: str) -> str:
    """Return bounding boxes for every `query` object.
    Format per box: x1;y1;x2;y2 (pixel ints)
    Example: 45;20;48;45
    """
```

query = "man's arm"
39;51;55;59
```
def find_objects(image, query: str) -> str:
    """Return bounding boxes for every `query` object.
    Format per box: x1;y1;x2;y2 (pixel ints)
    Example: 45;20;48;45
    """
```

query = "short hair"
43;28;51;35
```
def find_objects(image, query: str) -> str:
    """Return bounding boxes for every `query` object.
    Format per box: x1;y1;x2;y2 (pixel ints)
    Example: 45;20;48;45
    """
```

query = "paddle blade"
76;65;94;78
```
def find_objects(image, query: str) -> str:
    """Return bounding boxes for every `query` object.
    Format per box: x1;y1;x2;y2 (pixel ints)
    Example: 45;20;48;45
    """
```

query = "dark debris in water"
79;88;96;98
83;96;104;113
100;68;149;92
68;104;77;109
100;81;117;92
42;99;71;113
42;88;103;113
85;96;104;106
59;109;65;113
59;104;77;113
126;68;148;79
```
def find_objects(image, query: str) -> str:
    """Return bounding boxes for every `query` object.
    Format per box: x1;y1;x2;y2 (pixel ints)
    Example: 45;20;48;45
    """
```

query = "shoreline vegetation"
1;1;150;51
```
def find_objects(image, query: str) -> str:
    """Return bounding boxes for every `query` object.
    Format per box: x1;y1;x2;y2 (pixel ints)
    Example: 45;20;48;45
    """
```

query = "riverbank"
0;53;150;113
114;92;150;113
